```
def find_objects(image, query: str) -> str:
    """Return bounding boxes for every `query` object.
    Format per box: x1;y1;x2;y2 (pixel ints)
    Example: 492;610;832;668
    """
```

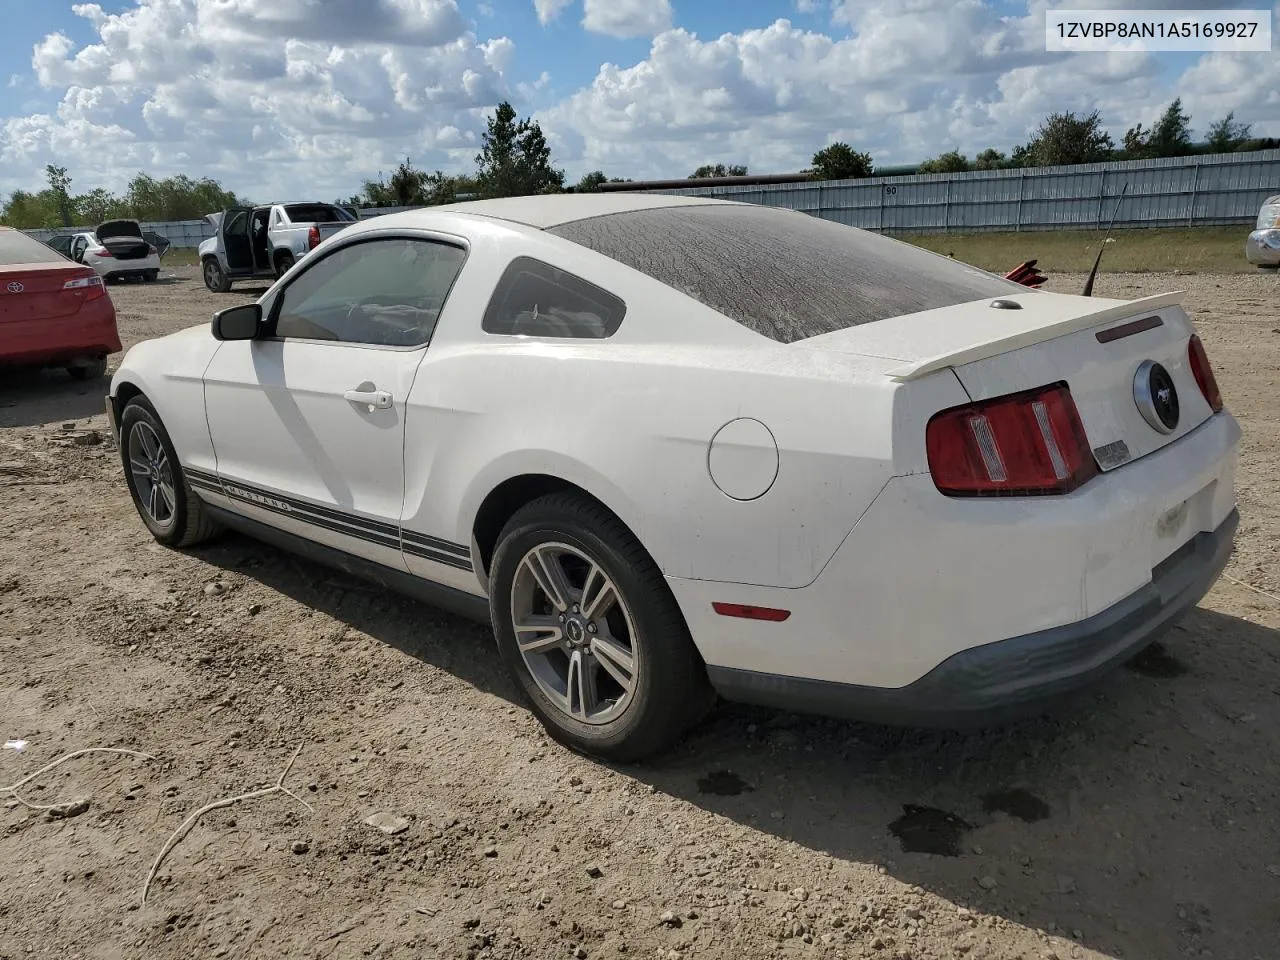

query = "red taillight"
1187;334;1223;413
148;245;158;256
307;226;321;249
92;249;113;258
712;602;792;622
926;383;1098;497
63;273;106;301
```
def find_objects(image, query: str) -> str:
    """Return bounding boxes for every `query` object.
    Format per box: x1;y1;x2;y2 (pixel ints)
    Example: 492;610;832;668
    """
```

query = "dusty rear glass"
549;204;1025;344
0;229;64;265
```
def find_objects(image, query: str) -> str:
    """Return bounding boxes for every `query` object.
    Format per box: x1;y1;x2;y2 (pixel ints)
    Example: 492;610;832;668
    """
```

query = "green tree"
75;187;124;225
690;163;748;178
575;170;609;192
1206;111;1252;153
1024;110;1115;166
475;101;565;199
1124;99;1193;159
917;150;970;174
46;164;74;227
973;148;1008;171
810;142;873;180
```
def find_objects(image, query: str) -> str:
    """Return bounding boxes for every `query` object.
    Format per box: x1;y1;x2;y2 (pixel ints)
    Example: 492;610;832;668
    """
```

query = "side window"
48;236;72;257
482;257;626;339
272;237;467;347
72;237;88;262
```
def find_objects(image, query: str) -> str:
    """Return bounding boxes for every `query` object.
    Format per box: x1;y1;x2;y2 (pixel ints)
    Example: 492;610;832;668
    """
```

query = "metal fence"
643;150;1280;234
18;151;1279;246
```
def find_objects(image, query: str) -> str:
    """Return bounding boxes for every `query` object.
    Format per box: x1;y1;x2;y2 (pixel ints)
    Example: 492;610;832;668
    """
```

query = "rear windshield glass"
0;229;61;265
284;204;354;223
549;205;1024;343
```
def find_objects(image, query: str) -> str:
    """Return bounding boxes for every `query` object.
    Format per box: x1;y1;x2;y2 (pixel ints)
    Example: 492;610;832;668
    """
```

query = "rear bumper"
0;299;121;367
708;508;1237;727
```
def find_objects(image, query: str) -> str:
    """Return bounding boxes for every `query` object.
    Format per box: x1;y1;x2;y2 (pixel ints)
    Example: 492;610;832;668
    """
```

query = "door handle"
343;389;393;411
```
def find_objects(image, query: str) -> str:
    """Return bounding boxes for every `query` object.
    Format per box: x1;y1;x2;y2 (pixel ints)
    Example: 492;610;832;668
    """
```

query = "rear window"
0;229;62;265
284;204;354;224
482;257;626;339
548;205;1025;344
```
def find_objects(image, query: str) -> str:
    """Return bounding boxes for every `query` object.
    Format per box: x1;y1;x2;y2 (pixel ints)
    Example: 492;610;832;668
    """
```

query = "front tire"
202;258;231;293
489;493;713;762
119;397;220;548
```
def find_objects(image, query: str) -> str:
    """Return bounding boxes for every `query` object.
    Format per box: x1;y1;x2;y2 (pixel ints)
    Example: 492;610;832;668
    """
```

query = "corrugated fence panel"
16;153;1279;243
643;150;1280;234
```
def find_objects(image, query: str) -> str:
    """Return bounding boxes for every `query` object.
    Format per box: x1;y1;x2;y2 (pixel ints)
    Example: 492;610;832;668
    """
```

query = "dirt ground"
1;265;1277;960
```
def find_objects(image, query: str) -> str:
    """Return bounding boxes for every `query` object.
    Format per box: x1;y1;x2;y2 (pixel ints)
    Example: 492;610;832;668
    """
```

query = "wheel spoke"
590;634;636;693
580;562;619;622
137;427;157;461
147;483;160;520
524;547;572;612
565;649;596;719
514;616;564;655
158;481;176;518
129;456;151;478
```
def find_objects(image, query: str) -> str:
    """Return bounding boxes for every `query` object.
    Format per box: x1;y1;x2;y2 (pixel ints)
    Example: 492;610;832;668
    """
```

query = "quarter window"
482;257;625;339
272;237;467;347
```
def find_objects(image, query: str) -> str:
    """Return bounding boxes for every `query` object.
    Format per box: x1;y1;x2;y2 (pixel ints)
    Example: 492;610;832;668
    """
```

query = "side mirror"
212;303;264;341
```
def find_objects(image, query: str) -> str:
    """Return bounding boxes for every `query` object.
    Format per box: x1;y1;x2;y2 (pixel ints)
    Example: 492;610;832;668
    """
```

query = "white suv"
47;219;162;283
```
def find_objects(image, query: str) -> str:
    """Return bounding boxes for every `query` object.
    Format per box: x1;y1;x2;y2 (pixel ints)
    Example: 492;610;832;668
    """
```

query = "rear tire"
67;357;108;381
489;492;713;762
274;251;296;278
202;258;231;293
119;397;221;548
145;269;159;282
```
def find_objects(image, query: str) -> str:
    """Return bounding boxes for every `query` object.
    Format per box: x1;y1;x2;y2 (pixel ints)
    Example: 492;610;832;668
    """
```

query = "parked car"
1245;194;1280;268
44;219;163;283
199;201;357;292
105;195;1240;761
2;226;121;380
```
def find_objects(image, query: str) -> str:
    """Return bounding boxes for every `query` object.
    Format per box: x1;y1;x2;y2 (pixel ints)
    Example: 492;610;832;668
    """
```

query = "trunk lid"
0;261;94;321
96;219;145;240
800;290;1214;471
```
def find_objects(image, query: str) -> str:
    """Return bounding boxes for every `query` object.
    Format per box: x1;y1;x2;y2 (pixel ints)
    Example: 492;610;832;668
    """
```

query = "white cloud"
582;0;674;38
3;0;513;200
4;0;1279;203
533;0;574;25
538;8;1278;182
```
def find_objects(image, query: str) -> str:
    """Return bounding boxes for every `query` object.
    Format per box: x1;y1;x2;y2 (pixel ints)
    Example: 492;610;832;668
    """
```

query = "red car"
1;226;122;380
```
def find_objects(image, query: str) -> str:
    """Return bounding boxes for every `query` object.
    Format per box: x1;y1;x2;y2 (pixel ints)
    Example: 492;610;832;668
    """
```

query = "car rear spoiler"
886;291;1186;382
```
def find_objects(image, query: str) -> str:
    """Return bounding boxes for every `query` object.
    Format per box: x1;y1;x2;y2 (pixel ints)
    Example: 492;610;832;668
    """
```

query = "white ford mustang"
106;194;1241;760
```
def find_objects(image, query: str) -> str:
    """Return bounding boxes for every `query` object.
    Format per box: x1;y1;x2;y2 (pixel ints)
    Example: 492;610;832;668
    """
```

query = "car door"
47;236;72;259
202;233;469;570
218;207;256;277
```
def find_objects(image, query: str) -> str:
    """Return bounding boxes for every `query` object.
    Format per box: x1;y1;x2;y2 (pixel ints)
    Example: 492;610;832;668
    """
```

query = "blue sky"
1;0;1275;201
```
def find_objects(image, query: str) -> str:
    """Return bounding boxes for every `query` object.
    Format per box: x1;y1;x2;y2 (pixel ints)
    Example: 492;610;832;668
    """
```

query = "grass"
899;225;1254;275
165;248;200;267
161;225;1256;275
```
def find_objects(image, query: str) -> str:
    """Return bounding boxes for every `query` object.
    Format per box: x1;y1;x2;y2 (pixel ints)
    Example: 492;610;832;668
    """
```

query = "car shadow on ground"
181;533;1280;959
634;607;1280;960
192;531;521;707
0;368;110;428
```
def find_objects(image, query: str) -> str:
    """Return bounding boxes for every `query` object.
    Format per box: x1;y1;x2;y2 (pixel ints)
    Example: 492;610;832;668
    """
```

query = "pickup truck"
199;201;357;292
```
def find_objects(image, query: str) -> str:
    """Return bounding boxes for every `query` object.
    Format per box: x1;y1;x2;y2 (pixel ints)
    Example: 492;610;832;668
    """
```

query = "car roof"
429;193;736;229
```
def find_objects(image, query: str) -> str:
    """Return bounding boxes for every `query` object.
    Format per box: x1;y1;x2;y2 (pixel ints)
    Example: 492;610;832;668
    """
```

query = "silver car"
1245;194;1280;269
